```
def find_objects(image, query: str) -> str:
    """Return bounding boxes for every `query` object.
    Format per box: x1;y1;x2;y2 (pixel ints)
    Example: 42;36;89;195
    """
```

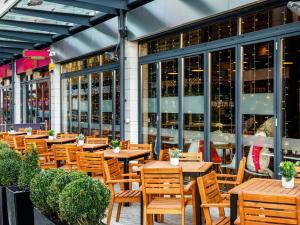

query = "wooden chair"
120;140;130;150
24;139;49;155
65;145;83;171
159;149;170;161
4;134;15;148
217;157;246;190
60;133;78;139
53;144;69;169
13;135;25;155
36;130;48;135
77;152;105;181
180;152;202;162
197;171;230;225
237;192;300;225
104;158;141;225
128;143;153;159
141;167;194;225
18;128;25;132
86;137;108;145
295;166;300;180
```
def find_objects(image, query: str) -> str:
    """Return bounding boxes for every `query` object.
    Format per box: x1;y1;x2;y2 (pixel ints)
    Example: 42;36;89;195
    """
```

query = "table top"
101;149;150;159
229;178;300;196
24;134;49;139
82;144;108;150
7;132;27;135
46;138;76;144
142;161;213;173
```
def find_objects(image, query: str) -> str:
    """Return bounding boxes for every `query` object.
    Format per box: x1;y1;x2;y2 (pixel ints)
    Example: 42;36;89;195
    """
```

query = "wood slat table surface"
229;178;300;225
81;143;109;151
7;132;27;136
142;160;213;173
24;134;49;139
46;138;76;144
101;149;151;159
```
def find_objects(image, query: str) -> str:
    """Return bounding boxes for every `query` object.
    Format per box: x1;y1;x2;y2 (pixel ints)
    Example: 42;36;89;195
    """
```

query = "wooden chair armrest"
218;180;238;185
234;217;240;225
217;174;237;178
201;203;230;208
184;180;196;192
106;178;141;184
121;173;140;178
221;193;230;200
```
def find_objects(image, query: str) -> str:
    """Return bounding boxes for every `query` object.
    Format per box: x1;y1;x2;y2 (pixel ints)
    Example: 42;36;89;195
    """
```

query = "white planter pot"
282;177;295;189
113;147;120;154
48;136;54;140
170;158;179;166
27;132;32;136
78;140;84;146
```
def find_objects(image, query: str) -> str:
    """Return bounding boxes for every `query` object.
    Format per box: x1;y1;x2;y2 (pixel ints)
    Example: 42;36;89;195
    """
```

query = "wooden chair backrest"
197;171;222;204
103;158;123;192
180;152;202;162
141;167;184;196
77;152;105;174
18;128;25;132
236;157;247;185
295;166;300;179
53;144;68;161
238;192;300;225
24;139;48;154
86;137;108;145
128;143;153;158
37;130;48;135
14;135;25;149
4;135;14;148
119;140;130;150
66;146;83;164
158;149;170;161
60;133;78;139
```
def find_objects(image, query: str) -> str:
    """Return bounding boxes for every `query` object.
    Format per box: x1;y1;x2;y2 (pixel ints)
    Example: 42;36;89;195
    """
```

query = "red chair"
198;140;222;163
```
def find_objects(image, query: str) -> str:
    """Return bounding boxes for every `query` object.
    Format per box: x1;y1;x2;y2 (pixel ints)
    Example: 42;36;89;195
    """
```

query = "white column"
13;61;21;124
124;40;139;143
50;63;61;132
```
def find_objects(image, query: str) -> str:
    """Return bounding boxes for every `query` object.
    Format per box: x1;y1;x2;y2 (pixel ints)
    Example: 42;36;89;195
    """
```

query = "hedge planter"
6;186;33;225
0;186;8;225
33;208;57;225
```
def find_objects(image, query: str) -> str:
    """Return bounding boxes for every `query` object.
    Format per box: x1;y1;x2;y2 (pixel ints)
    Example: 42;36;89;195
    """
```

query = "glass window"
115;70;121;139
281;35;300;163
61;78;70;133
79;75;89;135
71;77;79;133
161;59;179;149
242;5;300;34
91;73;100;136
142;63;157;147
210;48;236;166
242;41;274;178
183;55;204;153
102;71;113;139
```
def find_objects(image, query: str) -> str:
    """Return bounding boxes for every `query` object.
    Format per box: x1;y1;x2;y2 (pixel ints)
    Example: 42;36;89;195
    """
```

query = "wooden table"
7;132;27;136
46;138;76;145
229;178;300;225
24;134;49;139
82;144;108;151
141;161;213;225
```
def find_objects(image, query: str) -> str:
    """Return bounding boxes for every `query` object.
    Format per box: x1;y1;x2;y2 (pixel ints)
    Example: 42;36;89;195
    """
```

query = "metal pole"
11;59;15;124
119;9;126;140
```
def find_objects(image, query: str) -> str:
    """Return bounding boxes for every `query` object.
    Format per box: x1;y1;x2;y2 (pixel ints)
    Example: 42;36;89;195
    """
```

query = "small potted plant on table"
77;134;85;146
25;127;32;136
111;140;120;153
48;130;55;140
280;161;297;189
169;149;182;166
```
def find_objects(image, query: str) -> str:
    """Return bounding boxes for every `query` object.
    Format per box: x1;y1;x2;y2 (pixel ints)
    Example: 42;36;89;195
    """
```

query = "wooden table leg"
195;173;202;225
230;193;238;225
140;193;143;225
123;159;130;207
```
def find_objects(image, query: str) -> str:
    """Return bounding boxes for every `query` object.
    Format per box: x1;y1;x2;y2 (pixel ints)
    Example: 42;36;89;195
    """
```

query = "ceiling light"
167;72;178;75
283;61;294;65
27;0;43;6
192;69;204;72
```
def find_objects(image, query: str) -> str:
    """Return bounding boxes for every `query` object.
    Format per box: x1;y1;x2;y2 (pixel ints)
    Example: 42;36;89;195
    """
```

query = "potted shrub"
0;151;21;225
59;176;110;225
25;127;32;136
111;140;120;153
77;134;85;146
48;130;55;140
6;146;40;225
280;161;297;189
31;170;86;225
169;149;182;166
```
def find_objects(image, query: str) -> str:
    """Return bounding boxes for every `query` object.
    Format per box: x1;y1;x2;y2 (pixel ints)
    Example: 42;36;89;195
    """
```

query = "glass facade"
138;1;300;178
21;69;50;127
0;78;12;124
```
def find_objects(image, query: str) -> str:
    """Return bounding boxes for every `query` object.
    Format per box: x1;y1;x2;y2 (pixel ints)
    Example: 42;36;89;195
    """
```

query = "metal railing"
0;121;48;132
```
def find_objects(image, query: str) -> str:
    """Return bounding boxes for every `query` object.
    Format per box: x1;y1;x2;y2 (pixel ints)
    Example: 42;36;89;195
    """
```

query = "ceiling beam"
0;30;53;43
44;0;118;15
0;40;34;49
76;0;128;10
0;53;14;59
0;47;22;54
0;20;71;35
11;8;92;26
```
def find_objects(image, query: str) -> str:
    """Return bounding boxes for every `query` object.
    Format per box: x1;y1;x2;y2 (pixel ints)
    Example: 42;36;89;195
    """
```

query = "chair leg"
106;198;114;225
148;214;154;225
192;189;197;225
143;207;148;225
181;210;185;225
116;203;122;222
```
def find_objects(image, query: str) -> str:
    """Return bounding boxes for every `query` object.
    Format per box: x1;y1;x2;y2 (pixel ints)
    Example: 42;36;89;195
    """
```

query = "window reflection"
102;71;113;139
79;75;89;135
210;48;235;165
115;70;120;139
183;55;204;153
242;41;274;178
161;59;178;149
91;73;100;136
62;79;70;133
71;77;79;134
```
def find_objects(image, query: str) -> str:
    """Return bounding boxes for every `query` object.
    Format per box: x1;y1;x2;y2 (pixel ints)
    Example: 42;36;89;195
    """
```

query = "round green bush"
47;171;86;214
0;149;21;161
30;169;63;215
0;159;21;186
0;141;10;150
59;177;110;225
